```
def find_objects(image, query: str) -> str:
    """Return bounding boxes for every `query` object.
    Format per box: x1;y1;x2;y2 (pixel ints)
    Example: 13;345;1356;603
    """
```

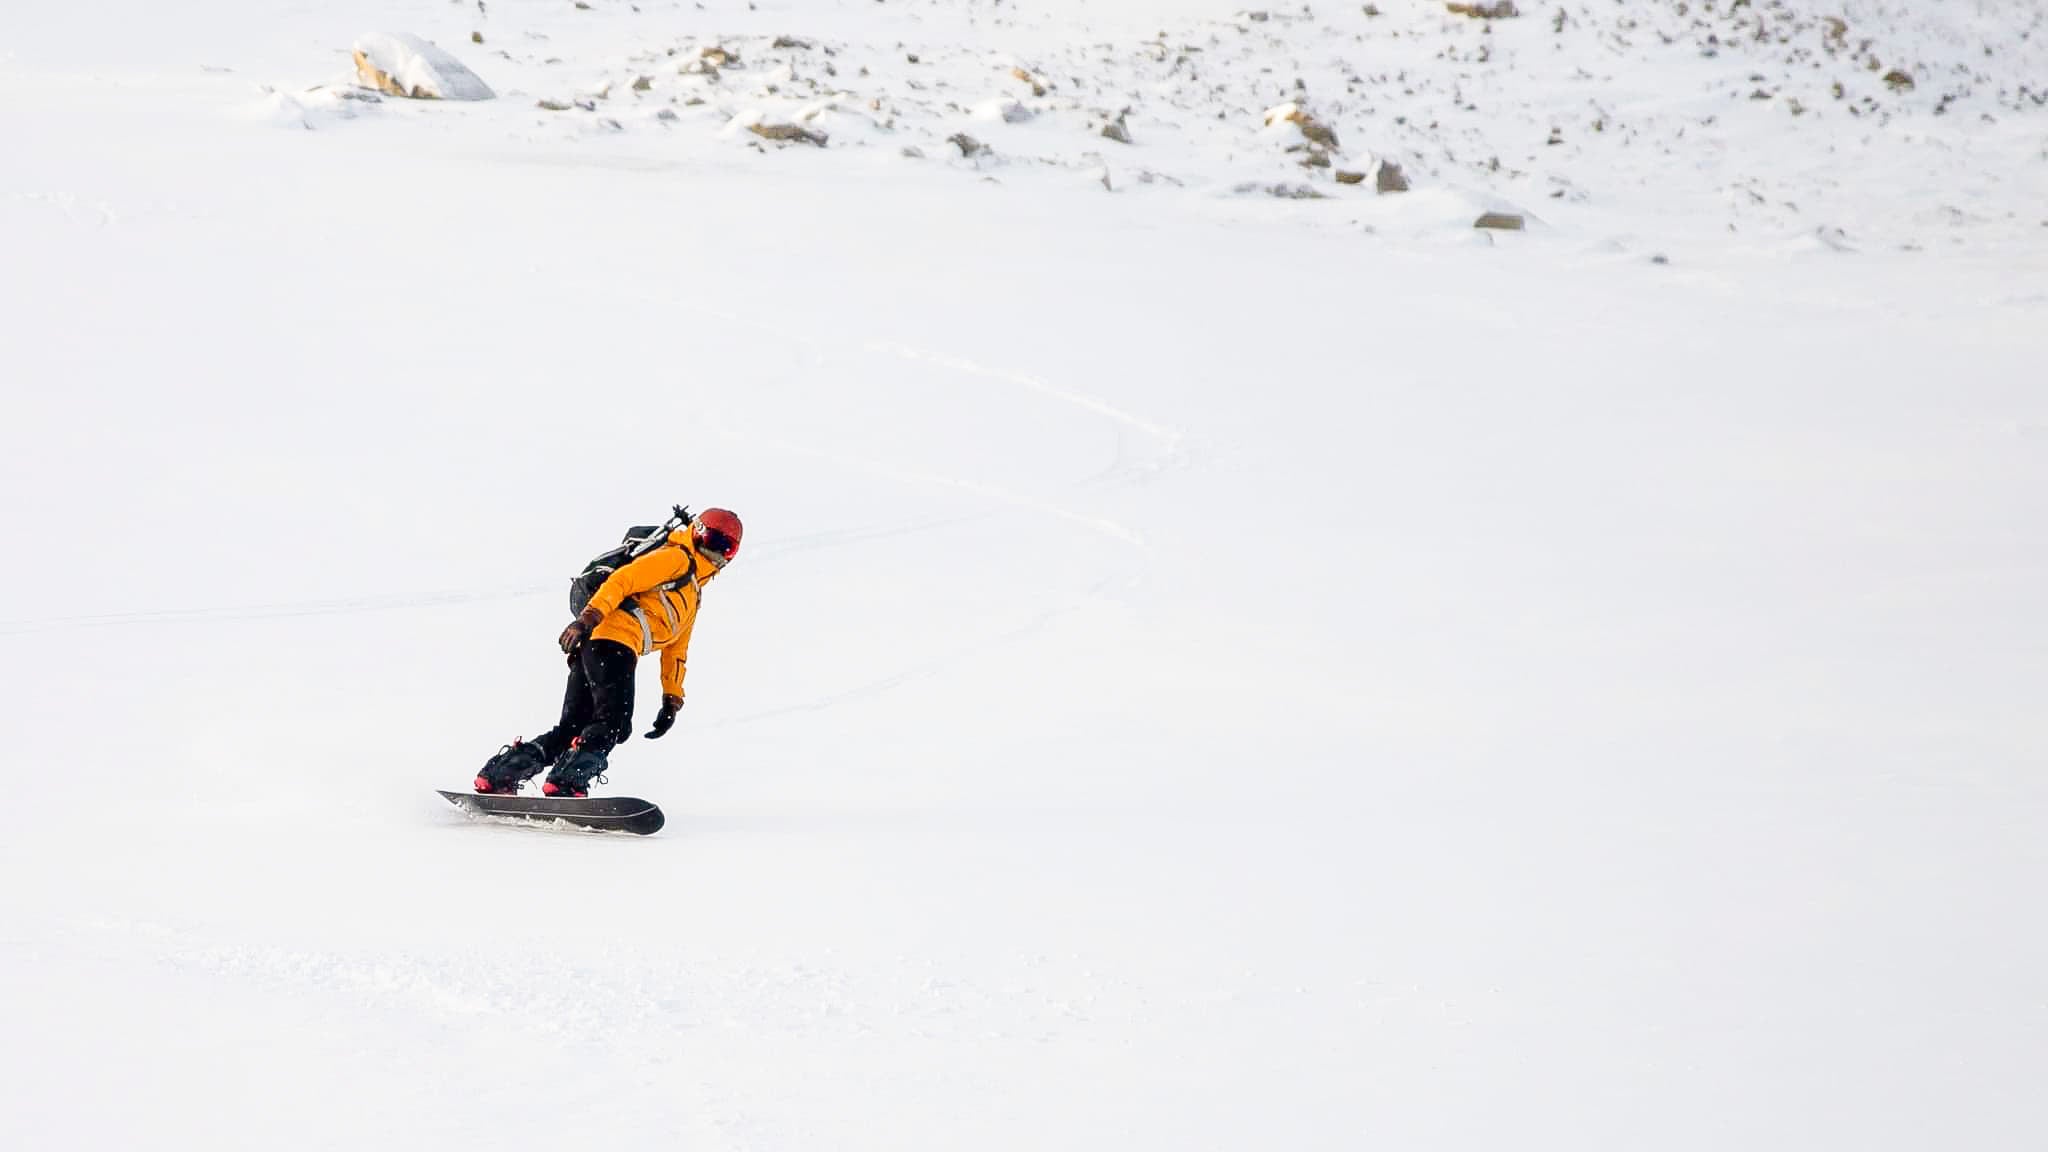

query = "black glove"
645;693;683;739
558;605;603;657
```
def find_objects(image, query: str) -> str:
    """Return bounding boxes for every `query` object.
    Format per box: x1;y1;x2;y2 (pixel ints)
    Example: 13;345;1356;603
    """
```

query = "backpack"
569;505;692;615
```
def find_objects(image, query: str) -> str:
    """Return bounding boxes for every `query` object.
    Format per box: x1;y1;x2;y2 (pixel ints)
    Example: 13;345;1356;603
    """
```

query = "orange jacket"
582;528;723;698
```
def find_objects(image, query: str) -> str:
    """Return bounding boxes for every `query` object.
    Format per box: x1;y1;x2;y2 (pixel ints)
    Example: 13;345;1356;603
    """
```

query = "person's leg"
530;650;602;763
547;639;637;794
576;639;639;756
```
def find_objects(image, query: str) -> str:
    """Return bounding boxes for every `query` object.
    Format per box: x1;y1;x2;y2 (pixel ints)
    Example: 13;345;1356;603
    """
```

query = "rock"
631;75;653;92
1263;102;1339;151
1334;169;1366;185
902;145;926;159
1237;182;1326;200
748;122;828;146
353;32;495;100
701;46;738;67
948;132;990;157
1884;69;1916;92
1102;119;1132;144
1446;1;1518;17
1011;67;1049;97
773;36;815;50
1376;160;1409;193
1474;212;1525;230
471;31;484;45
655;108;679;121
1363;4;1381;15
537;98;572;111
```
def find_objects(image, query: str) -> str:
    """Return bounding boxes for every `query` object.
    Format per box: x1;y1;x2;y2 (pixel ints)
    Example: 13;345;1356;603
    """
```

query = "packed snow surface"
1;0;2044;1149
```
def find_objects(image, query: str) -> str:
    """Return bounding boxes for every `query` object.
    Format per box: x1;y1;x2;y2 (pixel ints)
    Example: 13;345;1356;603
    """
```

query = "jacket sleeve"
584;546;689;620
659;609;698;698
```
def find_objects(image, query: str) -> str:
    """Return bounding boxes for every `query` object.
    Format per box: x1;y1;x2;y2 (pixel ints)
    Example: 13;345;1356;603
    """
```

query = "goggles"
696;527;738;563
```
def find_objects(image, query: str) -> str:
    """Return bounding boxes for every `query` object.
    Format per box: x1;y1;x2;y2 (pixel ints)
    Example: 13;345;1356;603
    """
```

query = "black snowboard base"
437;790;666;836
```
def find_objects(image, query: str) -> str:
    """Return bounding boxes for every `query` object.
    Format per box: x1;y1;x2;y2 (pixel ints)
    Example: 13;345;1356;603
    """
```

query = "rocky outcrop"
352;33;494;101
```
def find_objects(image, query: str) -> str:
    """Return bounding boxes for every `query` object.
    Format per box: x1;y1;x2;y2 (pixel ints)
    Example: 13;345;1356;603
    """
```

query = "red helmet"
693;508;743;563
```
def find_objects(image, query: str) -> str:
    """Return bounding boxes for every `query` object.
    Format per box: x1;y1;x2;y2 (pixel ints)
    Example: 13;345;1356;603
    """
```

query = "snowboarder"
474;508;744;798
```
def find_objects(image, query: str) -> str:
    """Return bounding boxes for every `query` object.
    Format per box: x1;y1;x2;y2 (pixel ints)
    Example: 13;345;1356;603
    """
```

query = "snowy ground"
2;1;2044;1149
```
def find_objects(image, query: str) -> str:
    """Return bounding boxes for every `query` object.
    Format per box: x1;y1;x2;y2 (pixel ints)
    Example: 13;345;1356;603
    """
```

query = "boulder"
1446;1;1519;18
1263;102;1339;150
352;33;494;101
748;122;828;147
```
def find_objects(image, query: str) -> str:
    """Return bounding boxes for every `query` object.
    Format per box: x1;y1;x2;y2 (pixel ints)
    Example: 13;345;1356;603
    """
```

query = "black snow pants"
533;638;637;762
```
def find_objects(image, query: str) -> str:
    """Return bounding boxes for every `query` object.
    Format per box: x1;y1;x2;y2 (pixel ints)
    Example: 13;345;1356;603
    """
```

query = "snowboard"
437;789;666;836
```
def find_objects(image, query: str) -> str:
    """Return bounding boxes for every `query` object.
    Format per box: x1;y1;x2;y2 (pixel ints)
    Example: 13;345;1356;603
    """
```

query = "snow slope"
1;1;2044;1149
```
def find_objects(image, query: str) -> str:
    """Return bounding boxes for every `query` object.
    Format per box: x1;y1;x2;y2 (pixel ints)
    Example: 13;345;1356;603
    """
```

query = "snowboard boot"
543;741;608;799
475;740;549;795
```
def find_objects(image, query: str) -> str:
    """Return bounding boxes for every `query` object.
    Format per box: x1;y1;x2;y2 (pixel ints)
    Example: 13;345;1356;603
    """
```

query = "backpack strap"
623;547;700;652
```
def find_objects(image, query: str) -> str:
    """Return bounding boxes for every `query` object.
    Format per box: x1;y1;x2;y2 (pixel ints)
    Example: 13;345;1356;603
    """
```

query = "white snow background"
1;0;2044;1148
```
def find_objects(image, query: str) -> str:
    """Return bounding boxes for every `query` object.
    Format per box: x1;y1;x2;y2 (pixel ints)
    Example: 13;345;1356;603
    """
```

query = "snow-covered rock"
352;33;494;101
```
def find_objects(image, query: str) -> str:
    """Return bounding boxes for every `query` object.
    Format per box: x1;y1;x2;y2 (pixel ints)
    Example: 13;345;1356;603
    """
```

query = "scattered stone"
773;36;815;50
902;145;926;159
1010;66;1048;97
749;122;828;146
702;46;738;67
1334;169;1366;185
537;98;572;111
1474;212;1525;230
1650;254;1670;265
1363;4;1381;16
907;53;921;64
1102;118;1132;144
1446;1;1518;18
471;31;484;45
948;132;990;157
1376;160;1410;193
1883;69;1916;92
631;75;653;92
656;107;679;121
1246;10;1270;21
